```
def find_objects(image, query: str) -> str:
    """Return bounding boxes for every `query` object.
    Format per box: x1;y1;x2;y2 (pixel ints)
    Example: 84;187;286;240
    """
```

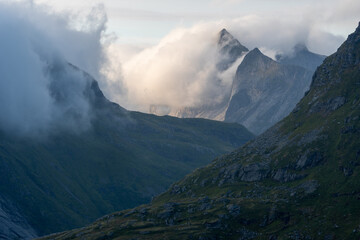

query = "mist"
104;16;345;113
0;0;357;136
98;1;359;114
0;1;106;137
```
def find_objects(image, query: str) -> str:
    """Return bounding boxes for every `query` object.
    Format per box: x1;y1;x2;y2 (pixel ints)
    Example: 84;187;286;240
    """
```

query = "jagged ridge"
42;22;360;240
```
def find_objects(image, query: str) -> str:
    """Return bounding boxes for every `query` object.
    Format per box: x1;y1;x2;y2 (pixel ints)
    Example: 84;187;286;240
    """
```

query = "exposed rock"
226;204;241;217
298;180;319;194
296;151;324;170
276;43;326;72
309;96;346;113
0;195;37;240
328;97;346;111
217;28;249;71
157;202;178;222
225;48;315;134
219;162;270;184
341;125;357;134
205;220;222;230
198;197;213;211
240;162;270;182
339;166;354;176
296;129;323;146
272;169;305;183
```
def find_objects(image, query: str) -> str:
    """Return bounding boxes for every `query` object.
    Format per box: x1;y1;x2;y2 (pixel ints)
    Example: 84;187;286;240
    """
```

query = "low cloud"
103;15;346;112
0;1;107;137
0;0;357;135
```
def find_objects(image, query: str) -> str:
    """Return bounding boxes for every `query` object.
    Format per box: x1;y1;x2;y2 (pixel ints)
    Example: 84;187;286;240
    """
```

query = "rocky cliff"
43;22;360;240
225;48;314;134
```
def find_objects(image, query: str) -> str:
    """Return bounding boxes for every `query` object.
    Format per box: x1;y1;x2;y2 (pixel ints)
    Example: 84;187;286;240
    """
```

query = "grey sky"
33;0;360;44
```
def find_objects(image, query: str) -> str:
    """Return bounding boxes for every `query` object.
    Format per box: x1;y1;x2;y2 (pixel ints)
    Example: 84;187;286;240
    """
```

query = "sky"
33;0;359;45
0;0;359;128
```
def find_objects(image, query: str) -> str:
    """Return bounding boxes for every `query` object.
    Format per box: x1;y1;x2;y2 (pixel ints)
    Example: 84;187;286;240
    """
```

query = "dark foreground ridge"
40;22;360;240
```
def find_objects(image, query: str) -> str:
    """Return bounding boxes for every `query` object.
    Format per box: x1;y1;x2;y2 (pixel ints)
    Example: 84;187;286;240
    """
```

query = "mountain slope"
0;63;254;238
45;22;360;240
150;29;248;121
0;195;37;240
225;48;313;134
216;28;249;72
153;30;324;136
276;43;326;72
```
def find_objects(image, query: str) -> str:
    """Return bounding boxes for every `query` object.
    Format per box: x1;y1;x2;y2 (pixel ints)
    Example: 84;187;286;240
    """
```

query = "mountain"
225;48;314;134
216;28;249;72
0;63;254;238
276;43;327;71
150;30;325;136
150;29;248;121
0;195;37;240
43;22;360;239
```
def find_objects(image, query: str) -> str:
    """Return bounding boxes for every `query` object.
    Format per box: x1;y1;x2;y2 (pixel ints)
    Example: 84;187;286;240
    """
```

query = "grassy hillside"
0;75;254;237
42;23;360;240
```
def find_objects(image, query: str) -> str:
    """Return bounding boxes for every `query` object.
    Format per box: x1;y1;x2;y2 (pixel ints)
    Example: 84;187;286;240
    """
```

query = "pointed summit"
218;28;234;46
218;28;231;41
247;47;262;56
242;47;268;62
227;46;312;134
216;28;248;71
217;28;248;51
237;47;274;72
276;43;326;71
293;43;309;53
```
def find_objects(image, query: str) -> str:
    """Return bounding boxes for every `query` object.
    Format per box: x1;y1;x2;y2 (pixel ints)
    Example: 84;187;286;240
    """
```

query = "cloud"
103;14;346;113
106;23;232;112
0;0;357;133
0;1;107;137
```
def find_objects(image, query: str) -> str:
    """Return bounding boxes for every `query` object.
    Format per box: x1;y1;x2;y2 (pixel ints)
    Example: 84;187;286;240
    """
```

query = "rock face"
152;30;325;136
216;28;249;71
0;195;37;239
160;29;249;121
44;23;360;240
276;44;326;72
225;48;313;134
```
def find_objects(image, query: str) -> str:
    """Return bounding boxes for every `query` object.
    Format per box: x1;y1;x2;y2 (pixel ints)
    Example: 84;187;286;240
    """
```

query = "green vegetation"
0;92;253;236
40;23;360;239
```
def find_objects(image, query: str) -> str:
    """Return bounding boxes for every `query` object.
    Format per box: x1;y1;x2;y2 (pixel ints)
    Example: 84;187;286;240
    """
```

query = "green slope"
0;72;254;237
43;22;360;239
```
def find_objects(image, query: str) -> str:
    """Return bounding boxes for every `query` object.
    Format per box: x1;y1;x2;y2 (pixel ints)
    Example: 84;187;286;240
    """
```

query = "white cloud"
103;14;346;112
0;0;358;124
0;1;107;137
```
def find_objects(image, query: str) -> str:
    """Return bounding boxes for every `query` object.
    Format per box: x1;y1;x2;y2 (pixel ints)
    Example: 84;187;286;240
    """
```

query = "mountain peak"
217;28;248;51
216;28;248;71
310;21;360;88
276;43;326;71
218;28;236;45
251;47;262;54
294;43;309;53
219;28;230;38
346;21;360;44
241;47;272;65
